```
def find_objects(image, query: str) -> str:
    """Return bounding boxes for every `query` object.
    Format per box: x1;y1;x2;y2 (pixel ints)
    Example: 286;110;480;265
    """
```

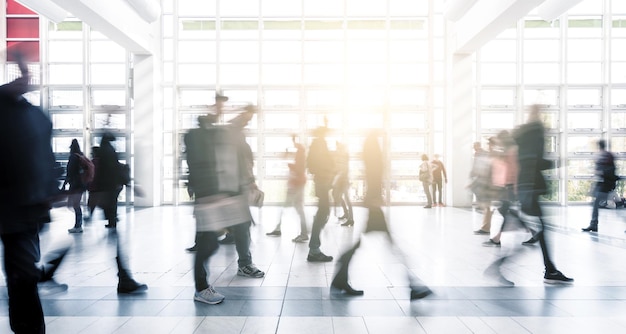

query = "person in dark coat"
484;105;573;285
63;139;88;233
0;53;68;333
92;133;123;229
582;139;617;232
331;130;432;299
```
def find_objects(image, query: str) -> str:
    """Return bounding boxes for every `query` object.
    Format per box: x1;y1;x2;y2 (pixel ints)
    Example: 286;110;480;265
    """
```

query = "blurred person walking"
430;154;448;207
333;141;354;226
470;139;495;235
582;139;617;233
306;125;335;262
331;130;431;300
63;139;92;233
0;52;69;333
419;154;433;208
266;134;308;242
484;105;573;285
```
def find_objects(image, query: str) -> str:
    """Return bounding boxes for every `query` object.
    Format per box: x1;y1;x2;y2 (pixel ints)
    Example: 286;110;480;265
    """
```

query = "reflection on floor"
1;204;626;333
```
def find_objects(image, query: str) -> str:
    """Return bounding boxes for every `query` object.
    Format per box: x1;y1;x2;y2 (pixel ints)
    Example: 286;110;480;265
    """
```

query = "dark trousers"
194;231;220;291
2;226;45;334
102;187;122;225
309;180;331;252
516;189;556;273
68;192;83;228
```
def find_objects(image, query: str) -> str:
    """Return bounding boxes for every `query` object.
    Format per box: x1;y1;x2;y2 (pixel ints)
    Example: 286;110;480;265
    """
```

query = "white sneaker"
68;227;83;233
194;285;225;304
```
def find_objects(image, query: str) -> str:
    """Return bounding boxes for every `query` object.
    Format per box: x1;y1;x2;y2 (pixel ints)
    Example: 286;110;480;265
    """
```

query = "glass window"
610;137;626;153
91;41;126;62
94;113;126;129
303;41;344;63
178;64;216;85
567;136;600;154
390;136;425;153
389;88;427;107
524;89;558;106
178;41;216;62
567;159;594;176
222;90;258;106
347;41;387;62
179;20;217;39
389;19;427;38
567;0;602;15
568;39;602;61
180;113;207;129
263;20;301;38
53;137;80;153
390;160;420;176
264;113;300;130
50;90;83;108
262;64;301;84
91;64;126;85
480;89;515;107
612;39;626;61
523;40;559;62
303;0;345;16
220;64;259;85
52;114;83;129
219;0;259;16
481;63;516;84
347;64;387;86
524;19;560;38
262;0;301;16
389;63;429;84
480;112;515;129
220;20;259;39
262;41;301;62
263;90;300;107
178;0;216;17
345;113;384;130
567;179;594;201
610;112;626;129
305;113;342;130
92;90;126;107
567;89;601;107
49;64;83;84
524;63;559;84
179;90;212;107
264;159;291;177
48;21;82;39
568;63;601;84
480;39;516;62
390;180;422;202
390;113;426;129
567;112;601;130
389;0;428;16
305;90;343;107
265;136;296;153
163;15;174;37
611;89;626;106
346;88;385;107
389;40;428;62
346;0;386;16
568;17;602;38
220;41;259;62
7;17;39;38
48;41;82;62
92;135;126;152
303;64;344;85
611;62;626;83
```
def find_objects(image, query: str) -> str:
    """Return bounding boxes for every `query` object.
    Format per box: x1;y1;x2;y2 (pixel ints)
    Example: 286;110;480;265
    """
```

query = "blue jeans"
591;189;608;223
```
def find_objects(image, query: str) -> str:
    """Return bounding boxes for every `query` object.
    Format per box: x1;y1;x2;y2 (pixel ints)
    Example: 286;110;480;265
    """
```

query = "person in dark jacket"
92;133;123;229
582;139;617;232
63;139;87;233
484;105;573;286
0;52;68;334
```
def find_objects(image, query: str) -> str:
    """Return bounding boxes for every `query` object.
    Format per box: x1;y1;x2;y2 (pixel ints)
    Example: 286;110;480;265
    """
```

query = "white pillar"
133;54;162;206
450;53;474;208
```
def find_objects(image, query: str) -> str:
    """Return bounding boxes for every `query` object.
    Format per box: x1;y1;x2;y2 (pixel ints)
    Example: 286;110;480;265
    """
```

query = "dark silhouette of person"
582;139;617;232
63;139;88;233
430;154;448;206
0;52;69;333
306;126;335;262
331;130;432;300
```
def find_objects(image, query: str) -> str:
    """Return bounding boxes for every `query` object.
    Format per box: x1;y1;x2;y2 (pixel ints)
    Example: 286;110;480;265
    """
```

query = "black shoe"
338;215;348;221
186;245;197;252
473;229;489;235
340;220;354;227
423;205;432;209
544;270;574;285
105;223;117;228
331;280;364;296
410;287;432;300
307;252;333;262
266;230;282;236
40;246;71;282
218;233;235;244
118;279;148;294
581;225;598;232
522;236;539;245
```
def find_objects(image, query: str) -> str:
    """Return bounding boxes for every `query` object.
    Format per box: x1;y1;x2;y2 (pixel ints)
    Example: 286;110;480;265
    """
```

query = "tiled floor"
2;203;626;333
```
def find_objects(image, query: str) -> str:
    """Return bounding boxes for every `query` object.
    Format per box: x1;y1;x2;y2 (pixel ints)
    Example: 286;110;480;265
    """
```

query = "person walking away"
470;139;495;235
582;139;617;232
430;154;448;207
64;139;92;233
419;154;433;208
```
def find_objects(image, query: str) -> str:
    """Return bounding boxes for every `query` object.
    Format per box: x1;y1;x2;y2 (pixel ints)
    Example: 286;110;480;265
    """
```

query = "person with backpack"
582;139;618;232
63;139;92;233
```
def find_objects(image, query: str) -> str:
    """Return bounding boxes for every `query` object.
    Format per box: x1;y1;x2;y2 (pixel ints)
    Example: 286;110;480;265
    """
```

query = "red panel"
7;0;36;15
7;41;40;62
7;18;39;38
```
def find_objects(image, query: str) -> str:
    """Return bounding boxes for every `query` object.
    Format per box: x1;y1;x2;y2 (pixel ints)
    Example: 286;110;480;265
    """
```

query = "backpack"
75;153;95;186
118;162;131;186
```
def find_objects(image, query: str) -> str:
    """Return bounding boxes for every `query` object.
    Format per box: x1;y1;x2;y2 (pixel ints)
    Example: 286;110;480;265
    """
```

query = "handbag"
248;188;265;207
194;194;252;232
